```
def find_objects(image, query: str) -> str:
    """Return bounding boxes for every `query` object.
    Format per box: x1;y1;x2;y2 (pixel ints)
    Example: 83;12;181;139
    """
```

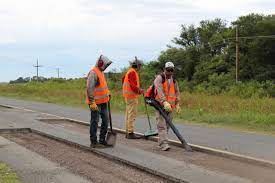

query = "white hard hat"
165;62;174;68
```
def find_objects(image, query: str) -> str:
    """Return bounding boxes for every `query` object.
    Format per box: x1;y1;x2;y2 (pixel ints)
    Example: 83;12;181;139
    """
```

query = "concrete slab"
0;136;91;183
0;108;254;183
29;125;251;183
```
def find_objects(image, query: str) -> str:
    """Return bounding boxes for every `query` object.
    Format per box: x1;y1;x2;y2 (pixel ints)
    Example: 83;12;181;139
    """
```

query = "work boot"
90;141;97;148
126;133;141;139
98;140;112;148
158;143;170;151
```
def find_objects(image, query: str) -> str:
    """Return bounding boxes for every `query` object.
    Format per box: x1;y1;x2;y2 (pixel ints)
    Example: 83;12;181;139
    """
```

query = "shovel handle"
143;94;152;130
107;101;113;132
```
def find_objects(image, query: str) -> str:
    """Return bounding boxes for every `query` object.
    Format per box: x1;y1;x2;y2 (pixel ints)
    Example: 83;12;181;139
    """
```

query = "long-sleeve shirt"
86;56;112;104
86;71;98;103
122;69;142;94
153;74;180;104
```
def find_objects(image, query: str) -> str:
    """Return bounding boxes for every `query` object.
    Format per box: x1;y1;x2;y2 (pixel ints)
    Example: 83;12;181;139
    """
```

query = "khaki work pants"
156;111;173;145
125;98;138;134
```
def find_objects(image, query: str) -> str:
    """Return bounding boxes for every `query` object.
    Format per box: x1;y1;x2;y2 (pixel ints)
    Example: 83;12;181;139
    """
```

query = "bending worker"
86;55;112;147
153;61;181;151
122;57;144;139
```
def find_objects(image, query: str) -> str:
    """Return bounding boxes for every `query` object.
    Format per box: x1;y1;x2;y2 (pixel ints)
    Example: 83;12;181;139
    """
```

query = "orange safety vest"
86;67;110;105
123;68;140;99
155;78;177;108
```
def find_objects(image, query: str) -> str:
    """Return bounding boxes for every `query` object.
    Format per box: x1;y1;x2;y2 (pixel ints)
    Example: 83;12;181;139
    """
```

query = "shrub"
228;80;274;98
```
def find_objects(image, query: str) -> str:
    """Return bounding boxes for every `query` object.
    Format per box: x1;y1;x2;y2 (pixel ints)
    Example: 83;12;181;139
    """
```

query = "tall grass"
0;79;274;134
0;163;21;183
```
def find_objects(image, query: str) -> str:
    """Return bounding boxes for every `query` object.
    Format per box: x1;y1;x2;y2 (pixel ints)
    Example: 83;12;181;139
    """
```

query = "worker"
122;57;144;139
86;55;112;148
153;61;181;151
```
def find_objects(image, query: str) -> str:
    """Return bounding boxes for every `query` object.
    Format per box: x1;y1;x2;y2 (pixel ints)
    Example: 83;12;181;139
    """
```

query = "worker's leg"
124;98;129;133
156;111;168;145
125;98;140;139
126;98;138;134
90;108;99;145
156;111;172;150
98;103;109;143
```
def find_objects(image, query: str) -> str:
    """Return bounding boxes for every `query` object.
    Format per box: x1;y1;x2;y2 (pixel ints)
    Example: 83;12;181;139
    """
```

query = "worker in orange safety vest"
86;55;112;147
122;57;144;139
148;61;181;151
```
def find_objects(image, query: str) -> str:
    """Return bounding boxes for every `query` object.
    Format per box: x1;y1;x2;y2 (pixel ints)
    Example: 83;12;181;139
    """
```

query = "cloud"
1;0;273;44
0;0;274;81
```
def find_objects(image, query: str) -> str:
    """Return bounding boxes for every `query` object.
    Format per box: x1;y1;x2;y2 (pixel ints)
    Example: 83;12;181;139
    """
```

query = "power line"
33;59;43;82
228;35;275;40
57;68;60;78
235;26;239;83
200;34;275;48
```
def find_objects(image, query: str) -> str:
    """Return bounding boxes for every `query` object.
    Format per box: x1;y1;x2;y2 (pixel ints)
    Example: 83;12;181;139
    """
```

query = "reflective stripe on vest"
122;68;140;99
86;67;110;105
155;79;177;108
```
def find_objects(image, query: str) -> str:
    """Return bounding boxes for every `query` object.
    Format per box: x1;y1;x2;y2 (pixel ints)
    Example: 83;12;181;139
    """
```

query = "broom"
143;94;158;138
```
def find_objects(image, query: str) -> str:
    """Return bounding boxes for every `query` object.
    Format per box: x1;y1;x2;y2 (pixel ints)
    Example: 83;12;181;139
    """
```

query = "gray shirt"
153;74;180;104
86;70;99;103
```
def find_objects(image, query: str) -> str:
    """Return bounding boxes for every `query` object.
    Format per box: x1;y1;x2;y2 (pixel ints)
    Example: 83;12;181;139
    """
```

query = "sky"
0;0;274;82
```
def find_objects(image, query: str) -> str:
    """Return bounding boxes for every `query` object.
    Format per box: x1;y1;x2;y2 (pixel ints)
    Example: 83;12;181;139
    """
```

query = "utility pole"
33;59;43;82
235;25;239;83
57;68;60;78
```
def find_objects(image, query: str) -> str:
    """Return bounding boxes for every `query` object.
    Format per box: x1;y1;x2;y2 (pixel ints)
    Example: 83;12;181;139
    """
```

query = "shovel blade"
106;131;117;146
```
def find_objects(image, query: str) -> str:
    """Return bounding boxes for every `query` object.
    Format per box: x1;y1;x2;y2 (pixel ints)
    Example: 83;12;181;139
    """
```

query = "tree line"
137;13;275;97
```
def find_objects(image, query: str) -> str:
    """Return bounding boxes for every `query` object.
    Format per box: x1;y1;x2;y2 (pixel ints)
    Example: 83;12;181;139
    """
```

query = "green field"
0;79;274;135
0;163;21;183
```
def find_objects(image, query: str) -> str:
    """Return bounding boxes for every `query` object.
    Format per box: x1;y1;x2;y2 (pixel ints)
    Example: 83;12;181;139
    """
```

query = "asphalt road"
0;96;275;162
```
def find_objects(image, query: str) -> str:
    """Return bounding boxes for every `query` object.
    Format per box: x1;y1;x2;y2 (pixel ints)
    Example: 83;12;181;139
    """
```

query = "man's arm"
86;71;98;104
128;71;142;94
174;80;180;105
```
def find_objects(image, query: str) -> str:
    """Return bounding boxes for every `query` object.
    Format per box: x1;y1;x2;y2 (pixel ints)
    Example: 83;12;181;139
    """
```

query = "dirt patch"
38;119;275;183
2;132;168;183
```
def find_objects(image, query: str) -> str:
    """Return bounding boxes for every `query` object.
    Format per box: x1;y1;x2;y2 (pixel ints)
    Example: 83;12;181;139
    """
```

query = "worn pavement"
0;96;275;162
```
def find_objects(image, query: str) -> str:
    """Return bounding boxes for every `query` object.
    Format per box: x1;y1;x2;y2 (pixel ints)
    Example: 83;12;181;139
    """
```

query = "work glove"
163;101;172;112
176;104;181;114
89;101;98;111
139;88;144;94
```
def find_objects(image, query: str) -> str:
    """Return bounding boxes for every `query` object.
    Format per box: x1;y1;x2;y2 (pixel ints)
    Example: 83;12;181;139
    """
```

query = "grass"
0;79;274;135
0;163;21;183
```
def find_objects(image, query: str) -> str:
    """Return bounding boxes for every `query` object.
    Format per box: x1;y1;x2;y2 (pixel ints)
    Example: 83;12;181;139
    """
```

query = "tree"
231;14;275;80
141;13;274;92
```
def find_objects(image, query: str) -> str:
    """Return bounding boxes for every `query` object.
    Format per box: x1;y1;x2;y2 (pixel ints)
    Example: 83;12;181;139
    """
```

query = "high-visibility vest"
155;78;177;108
123;68;140;99
86;67;110;105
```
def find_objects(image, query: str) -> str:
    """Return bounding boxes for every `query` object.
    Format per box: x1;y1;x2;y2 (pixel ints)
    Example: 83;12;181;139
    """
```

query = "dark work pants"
90;102;109;143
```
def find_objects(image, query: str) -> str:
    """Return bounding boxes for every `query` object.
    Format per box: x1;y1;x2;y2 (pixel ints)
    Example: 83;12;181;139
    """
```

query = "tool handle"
143;94;152;130
107;101;113;132
147;98;192;151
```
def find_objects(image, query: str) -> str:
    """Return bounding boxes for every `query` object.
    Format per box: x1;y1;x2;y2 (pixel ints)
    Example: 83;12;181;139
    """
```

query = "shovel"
106;101;117;146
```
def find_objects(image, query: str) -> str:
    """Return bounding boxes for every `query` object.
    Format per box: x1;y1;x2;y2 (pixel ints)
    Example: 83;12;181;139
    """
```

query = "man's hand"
163;101;172;112
89;101;98;111
176;104;181;114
